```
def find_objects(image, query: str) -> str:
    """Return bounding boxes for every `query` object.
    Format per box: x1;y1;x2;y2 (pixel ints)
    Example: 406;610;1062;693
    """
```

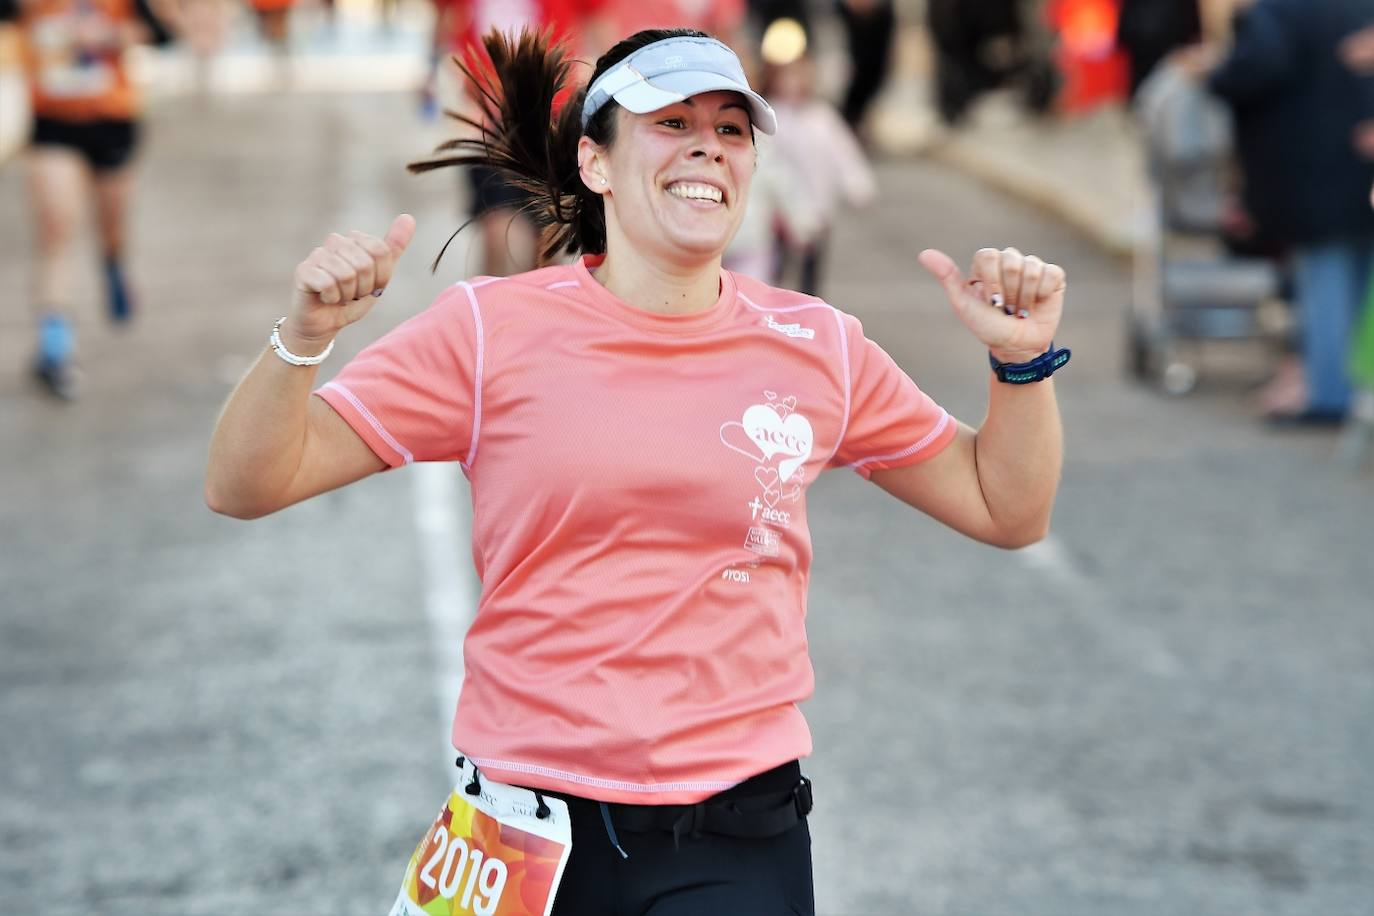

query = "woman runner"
205;27;1070;915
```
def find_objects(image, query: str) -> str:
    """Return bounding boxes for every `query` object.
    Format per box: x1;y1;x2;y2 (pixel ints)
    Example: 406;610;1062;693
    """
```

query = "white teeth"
667;182;723;203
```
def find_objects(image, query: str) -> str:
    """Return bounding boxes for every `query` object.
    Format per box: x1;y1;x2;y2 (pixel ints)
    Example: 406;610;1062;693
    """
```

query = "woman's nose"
690;128;725;162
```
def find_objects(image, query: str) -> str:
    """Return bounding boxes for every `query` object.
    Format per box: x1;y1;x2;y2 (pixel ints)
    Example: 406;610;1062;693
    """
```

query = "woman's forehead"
640;90;751;119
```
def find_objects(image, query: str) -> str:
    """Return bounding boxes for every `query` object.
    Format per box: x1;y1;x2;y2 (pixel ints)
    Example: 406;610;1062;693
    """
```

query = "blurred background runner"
1;0;178;399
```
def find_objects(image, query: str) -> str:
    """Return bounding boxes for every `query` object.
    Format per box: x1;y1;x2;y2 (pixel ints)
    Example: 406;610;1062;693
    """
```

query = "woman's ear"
577;136;610;195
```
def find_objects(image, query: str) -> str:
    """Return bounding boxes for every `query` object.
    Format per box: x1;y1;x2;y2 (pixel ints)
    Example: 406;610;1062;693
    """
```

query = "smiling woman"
410;27;772;314
205;23;1070;916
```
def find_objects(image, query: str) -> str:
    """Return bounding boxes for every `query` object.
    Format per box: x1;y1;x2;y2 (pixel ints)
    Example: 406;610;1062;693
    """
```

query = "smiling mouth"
666;182;725;204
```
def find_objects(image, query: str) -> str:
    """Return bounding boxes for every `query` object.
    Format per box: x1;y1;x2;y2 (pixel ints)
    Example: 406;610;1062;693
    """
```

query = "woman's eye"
660;118;684;129
718;124;744;136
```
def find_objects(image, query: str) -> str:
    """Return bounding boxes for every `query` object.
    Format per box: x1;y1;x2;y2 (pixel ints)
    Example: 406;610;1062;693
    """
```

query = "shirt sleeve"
830;312;957;479
314;283;483;469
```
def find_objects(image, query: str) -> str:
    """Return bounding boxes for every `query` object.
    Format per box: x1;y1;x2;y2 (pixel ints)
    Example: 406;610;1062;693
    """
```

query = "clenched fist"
281;214;417;354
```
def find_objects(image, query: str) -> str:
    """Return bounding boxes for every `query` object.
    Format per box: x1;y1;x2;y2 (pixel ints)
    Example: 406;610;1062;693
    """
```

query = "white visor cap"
581;36;777;135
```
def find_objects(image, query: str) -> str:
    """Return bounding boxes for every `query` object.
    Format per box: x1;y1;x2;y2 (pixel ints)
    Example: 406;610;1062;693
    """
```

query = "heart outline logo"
720;392;815;488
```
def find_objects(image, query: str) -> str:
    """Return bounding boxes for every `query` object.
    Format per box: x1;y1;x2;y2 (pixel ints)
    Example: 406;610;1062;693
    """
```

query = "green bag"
1353;266;1374;387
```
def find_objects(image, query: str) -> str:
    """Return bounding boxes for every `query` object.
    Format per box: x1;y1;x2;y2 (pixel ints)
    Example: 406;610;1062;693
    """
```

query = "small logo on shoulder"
765;315;816;340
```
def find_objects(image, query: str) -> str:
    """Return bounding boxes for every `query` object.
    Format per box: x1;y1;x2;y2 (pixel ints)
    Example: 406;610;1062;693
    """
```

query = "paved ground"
2;66;1372;916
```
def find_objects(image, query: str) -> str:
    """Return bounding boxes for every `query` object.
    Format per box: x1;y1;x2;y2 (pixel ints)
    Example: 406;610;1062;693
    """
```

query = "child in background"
723;136;818;282
759;19;875;297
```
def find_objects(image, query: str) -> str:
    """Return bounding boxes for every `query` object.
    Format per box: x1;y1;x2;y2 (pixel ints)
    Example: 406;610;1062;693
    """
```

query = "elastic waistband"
533;760;802;809
529;761;811;842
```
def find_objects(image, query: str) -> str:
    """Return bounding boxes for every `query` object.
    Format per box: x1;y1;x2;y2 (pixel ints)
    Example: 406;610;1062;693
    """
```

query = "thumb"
386;213;417;255
917;248;966;304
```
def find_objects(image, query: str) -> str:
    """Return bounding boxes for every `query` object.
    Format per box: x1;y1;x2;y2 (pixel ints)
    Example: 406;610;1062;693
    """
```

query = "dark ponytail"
408;27;711;268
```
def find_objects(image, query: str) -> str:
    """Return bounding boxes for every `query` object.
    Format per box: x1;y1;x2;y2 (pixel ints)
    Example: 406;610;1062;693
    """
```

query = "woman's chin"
660;229;734;263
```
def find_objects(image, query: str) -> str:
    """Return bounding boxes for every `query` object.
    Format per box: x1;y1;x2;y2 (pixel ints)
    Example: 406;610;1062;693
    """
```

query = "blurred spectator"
927;0;1056;124
1116;0;1201;96
836;0;894;130
1207;0;1374;423
721;140;818;283
1046;0;1130;112
758;38;874;296
1;0;178;399
723;14;816;282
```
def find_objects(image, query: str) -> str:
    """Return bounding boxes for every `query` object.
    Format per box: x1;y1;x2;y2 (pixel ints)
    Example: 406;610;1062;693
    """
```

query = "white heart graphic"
741;404;813;482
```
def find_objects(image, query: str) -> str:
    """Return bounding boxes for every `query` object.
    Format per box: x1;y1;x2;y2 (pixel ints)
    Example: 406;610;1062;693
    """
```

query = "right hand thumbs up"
287;214;417;346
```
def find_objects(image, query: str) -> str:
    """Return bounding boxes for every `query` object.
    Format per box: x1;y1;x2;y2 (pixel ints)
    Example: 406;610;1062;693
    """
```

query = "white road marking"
1016;534;1182;677
411;461;479;770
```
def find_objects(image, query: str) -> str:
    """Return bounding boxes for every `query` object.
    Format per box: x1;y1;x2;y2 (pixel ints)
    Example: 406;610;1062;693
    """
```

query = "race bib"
31;11;118;99
390;757;572;916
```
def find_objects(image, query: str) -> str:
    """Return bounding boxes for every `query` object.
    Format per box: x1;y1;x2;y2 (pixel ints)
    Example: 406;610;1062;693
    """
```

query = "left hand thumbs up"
918;247;1066;363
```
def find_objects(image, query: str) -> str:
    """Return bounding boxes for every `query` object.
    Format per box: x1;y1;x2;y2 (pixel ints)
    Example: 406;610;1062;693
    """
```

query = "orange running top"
16;0;139;121
316;257;956;803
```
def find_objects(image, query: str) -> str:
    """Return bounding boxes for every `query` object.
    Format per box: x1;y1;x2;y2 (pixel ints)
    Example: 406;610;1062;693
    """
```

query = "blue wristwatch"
989;343;1071;384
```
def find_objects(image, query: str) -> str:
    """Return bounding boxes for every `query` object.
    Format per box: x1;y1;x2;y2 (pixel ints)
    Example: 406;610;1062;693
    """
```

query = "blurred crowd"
1116;0;1374;447
3;0;1374;459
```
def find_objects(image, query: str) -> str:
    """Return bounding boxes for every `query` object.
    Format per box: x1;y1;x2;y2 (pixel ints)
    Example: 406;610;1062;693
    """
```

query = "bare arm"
205;214;416;519
872;381;1062;548
870;247;1066;548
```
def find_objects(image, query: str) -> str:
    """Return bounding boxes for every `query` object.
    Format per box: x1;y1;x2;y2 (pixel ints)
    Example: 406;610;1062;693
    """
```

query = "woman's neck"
591;251;722;316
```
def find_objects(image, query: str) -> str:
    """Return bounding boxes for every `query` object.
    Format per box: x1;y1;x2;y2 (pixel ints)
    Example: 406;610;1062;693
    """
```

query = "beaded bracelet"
269;317;335;367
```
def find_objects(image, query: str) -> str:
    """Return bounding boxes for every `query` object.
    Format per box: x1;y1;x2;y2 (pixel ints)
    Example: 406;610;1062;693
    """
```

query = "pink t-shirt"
316;256;955;804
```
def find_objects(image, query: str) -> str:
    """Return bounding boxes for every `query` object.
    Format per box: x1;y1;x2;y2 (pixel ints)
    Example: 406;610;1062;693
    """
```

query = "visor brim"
612;70;777;135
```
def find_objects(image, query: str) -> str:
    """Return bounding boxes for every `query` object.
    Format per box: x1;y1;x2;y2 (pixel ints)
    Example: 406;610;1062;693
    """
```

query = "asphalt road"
2;86;1371;916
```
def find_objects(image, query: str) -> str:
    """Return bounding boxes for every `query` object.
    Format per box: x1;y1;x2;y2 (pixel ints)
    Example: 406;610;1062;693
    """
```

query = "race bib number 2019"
390;761;572;916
